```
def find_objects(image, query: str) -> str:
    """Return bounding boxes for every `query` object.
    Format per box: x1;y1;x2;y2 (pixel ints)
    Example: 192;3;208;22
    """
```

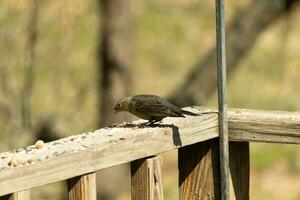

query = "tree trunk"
97;0;132;126
96;1;132;200
168;0;299;107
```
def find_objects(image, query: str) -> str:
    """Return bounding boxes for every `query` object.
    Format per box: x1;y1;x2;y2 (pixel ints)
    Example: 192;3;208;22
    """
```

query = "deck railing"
0;107;299;200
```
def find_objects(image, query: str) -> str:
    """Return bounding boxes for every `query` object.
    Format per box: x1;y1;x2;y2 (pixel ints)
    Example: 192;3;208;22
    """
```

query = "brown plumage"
114;94;199;124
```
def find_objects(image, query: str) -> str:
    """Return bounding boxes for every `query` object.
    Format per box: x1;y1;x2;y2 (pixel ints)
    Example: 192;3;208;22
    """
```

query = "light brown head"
114;96;132;114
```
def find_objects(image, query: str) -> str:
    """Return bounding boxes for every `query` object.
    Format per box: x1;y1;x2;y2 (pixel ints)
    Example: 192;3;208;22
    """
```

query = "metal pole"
215;0;230;199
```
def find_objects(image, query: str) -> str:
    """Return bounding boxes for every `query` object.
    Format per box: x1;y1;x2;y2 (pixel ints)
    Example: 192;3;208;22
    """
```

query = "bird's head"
114;97;131;114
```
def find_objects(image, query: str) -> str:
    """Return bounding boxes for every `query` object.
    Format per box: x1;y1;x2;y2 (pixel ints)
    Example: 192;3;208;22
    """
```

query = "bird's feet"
141;119;163;127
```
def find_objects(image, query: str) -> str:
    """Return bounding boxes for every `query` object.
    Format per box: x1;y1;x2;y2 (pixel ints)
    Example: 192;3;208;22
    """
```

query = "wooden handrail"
228;108;300;143
0;107;299;196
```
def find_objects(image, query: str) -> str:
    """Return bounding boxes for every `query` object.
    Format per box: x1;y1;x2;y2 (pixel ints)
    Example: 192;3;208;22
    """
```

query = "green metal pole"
215;0;230;199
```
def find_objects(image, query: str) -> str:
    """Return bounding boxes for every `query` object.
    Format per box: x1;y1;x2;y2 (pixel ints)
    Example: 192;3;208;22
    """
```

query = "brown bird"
114;94;199;124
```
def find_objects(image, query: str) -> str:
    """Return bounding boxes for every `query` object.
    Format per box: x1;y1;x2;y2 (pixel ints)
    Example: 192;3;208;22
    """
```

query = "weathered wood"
179;139;221;200
229;142;249;200
178;140;250;200
131;156;163;200
197;107;300;143
0;190;30;200
228;108;300;144
0;110;218;196
0;107;299;196
10;191;30;200
67;173;96;200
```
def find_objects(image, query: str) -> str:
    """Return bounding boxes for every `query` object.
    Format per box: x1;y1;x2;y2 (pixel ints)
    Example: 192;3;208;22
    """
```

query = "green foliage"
251;144;300;173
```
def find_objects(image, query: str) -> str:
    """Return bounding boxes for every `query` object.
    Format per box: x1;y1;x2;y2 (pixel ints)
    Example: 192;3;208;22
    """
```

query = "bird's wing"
132;95;183;117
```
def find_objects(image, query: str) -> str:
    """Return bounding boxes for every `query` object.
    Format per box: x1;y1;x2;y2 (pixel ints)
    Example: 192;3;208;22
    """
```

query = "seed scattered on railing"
27;159;34;165
81;135;87;139
35;140;45;149
131;126;139;131
9;156;19;167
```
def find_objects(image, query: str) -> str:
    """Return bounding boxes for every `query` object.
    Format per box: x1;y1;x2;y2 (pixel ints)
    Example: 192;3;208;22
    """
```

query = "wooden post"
229;142;250;200
0;190;30;200
131;156;163;200
178;139;250;200
67;173;97;200
179;139;221;200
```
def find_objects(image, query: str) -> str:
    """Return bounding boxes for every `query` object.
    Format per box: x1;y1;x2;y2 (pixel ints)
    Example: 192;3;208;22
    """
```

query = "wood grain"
0;110;218;196
179;139;221;200
0;107;299;196
0;190;30;200
67;173;96;200
228;108;300;144
131;156;163;200
179;140;250;200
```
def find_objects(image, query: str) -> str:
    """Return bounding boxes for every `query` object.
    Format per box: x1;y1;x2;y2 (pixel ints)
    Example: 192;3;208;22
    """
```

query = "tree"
168;0;300;107
96;0;132;199
97;0;132;126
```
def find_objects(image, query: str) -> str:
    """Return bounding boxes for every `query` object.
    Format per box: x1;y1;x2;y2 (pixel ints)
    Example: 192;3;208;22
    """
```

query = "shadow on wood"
179;139;221;200
0;190;30;200
179;139;250;200
112;123;182;147
229;141;250;200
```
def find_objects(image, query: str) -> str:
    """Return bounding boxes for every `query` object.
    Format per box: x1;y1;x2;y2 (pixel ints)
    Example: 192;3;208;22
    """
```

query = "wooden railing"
0;107;299;199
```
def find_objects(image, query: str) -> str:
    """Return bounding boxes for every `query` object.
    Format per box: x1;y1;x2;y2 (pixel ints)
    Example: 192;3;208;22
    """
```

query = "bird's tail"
180;109;200;116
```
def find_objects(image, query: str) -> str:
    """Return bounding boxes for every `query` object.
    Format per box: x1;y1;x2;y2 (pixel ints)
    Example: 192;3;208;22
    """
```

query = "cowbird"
114;94;199;124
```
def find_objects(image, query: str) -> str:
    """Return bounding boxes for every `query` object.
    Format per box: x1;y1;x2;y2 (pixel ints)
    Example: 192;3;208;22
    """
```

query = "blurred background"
0;0;300;199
